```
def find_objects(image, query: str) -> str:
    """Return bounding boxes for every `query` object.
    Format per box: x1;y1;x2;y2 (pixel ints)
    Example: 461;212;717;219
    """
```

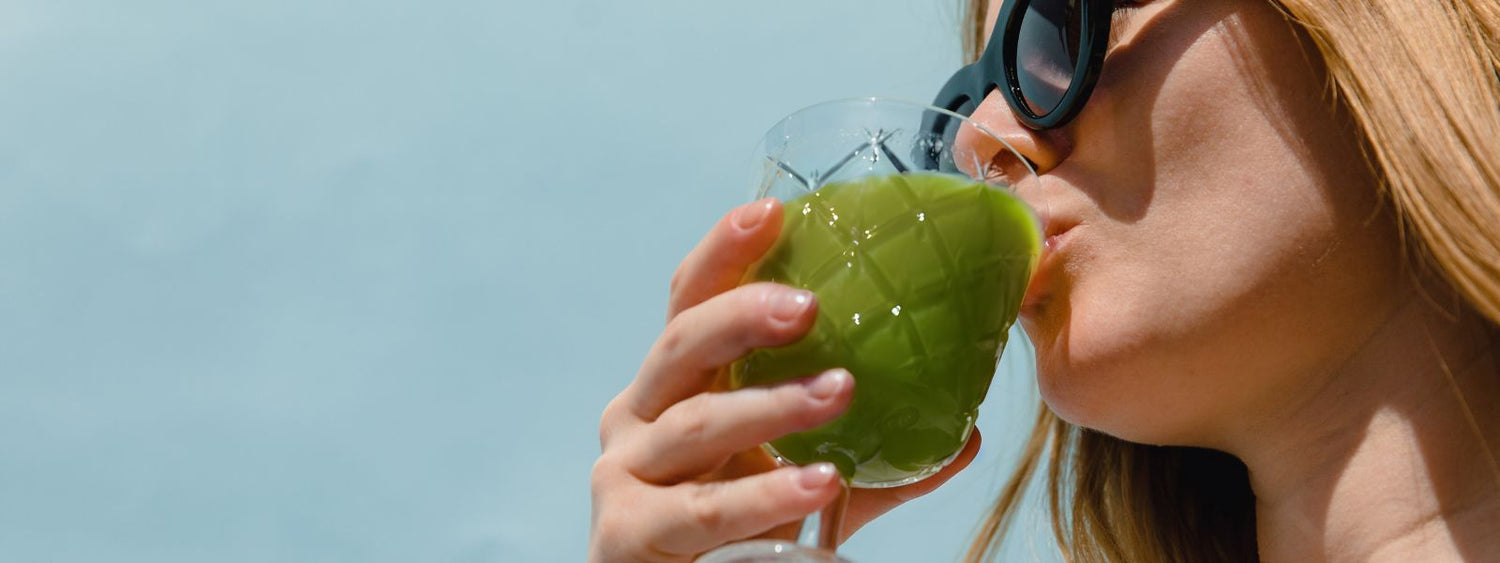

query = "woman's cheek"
1027;238;1221;442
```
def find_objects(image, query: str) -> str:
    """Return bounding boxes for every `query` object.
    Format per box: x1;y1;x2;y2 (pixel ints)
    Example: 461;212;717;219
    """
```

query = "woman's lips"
1044;222;1077;250
1022;219;1079;313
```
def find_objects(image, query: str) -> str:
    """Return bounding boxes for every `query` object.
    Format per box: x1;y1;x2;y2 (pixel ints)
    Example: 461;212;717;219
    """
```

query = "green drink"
699;99;1044;561
731;171;1040;485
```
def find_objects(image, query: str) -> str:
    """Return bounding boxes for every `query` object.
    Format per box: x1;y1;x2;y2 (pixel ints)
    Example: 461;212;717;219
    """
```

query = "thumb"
836;428;984;543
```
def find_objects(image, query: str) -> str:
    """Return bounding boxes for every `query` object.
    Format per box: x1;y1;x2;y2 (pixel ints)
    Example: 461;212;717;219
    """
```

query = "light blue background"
0;0;1059;561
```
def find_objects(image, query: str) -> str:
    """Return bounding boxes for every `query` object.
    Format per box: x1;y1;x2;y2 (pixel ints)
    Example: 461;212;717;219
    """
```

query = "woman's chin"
1030;325;1212;447
1035;360;1111;435
1021;285;1166;441
1038;374;1173;445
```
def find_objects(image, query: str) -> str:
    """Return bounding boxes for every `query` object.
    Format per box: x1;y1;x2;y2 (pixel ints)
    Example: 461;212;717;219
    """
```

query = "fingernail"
797;463;838;491
733;199;774;231
805;369;849;401
769;289;813;322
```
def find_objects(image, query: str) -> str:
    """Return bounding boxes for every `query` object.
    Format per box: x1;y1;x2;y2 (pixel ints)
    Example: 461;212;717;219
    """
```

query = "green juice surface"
730;172;1041;485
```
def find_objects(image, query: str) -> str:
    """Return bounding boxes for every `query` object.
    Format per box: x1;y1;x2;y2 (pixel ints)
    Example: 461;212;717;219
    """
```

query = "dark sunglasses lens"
1015;0;1082;116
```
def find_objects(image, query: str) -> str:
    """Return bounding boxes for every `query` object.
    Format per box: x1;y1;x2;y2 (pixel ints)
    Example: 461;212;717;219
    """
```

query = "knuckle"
773;383;830;428
771;378;806;402
729;288;778;339
590;455;618;495
668;402;711;447
688;486;728;537
744;283;806;335
741;282;779;307
791;403;829;430
668;264;687;298
599;397;623;448
787;398;826;430
656;322;687;363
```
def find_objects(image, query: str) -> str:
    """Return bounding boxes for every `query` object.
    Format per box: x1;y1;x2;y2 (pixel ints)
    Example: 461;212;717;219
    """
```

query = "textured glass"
731;99;1042;487
732;173;1039;484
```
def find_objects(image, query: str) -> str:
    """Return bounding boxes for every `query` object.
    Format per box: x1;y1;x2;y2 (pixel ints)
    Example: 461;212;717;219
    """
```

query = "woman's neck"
1230;295;1500;562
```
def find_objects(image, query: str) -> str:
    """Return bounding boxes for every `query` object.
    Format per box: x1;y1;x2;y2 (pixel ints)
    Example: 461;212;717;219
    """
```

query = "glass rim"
757;96;1039;181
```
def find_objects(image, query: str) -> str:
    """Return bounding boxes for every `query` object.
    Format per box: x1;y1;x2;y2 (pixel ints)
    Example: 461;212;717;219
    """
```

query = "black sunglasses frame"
931;0;1113;130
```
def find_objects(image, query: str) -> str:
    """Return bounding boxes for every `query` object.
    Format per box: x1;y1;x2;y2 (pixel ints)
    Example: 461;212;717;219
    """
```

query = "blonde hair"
959;0;1500;561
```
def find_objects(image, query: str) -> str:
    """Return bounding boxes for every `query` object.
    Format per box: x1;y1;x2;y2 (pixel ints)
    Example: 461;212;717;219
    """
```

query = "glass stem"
816;479;852;552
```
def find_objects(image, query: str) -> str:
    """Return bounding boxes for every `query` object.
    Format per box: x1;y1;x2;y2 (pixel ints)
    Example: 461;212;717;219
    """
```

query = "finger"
623;282;818;422
839;428;984;542
666;198;783;322
622;369;853;484
647;463;843;556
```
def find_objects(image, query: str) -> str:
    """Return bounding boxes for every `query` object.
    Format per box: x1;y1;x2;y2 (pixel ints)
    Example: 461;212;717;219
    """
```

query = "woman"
590;0;1500;560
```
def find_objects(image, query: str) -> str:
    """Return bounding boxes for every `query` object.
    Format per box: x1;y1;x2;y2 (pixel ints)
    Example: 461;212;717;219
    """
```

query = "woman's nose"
955;90;1071;177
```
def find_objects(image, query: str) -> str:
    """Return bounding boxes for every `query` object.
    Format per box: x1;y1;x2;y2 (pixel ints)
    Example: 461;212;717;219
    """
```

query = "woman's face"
971;0;1405;447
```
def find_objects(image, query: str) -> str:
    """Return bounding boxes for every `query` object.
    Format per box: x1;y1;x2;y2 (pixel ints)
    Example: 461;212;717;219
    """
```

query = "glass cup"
703;98;1043;559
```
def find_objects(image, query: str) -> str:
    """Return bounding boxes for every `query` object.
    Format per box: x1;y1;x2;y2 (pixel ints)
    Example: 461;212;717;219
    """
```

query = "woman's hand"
589;199;982;562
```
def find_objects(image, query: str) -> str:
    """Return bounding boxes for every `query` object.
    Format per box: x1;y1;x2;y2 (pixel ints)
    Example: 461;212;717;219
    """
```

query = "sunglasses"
931;0;1115;130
